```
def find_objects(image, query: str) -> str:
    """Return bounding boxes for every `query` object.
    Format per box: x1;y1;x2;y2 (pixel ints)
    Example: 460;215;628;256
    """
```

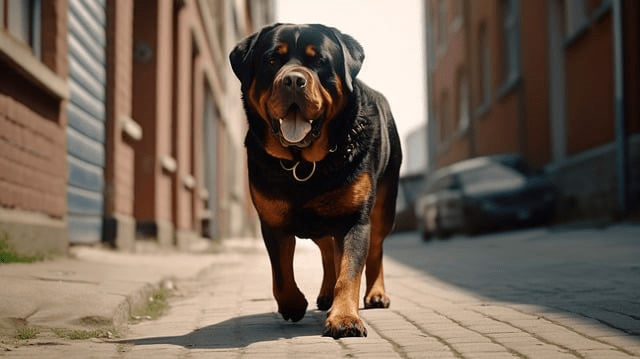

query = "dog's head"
230;23;364;161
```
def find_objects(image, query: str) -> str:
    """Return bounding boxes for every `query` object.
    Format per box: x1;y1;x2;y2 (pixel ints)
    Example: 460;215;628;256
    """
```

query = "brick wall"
0;0;68;255
0;0;67;219
0;93;66;218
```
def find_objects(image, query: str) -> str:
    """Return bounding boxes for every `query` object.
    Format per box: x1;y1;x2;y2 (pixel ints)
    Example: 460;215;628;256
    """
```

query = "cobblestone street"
3;224;640;358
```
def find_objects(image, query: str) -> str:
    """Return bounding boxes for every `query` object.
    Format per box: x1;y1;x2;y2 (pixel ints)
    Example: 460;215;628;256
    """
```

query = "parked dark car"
414;154;559;240
393;173;427;232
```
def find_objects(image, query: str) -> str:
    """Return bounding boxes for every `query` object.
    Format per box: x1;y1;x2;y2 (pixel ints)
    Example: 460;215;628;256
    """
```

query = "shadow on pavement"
118;311;326;349
384;228;640;335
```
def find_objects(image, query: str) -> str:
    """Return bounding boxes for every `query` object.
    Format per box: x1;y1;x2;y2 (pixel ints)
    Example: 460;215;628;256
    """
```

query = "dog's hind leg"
312;236;337;311
262;227;308;322
364;181;396;309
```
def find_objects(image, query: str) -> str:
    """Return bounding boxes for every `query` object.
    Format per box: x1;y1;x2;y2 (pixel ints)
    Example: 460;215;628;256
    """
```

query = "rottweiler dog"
229;23;402;339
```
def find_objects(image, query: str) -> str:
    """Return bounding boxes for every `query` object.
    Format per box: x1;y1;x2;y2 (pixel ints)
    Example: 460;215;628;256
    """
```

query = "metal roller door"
66;0;107;244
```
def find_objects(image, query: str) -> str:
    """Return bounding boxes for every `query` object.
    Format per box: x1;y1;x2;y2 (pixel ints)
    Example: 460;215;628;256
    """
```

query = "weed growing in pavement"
0;232;46;264
130;288;171;322
52;328;114;340
14;327;39;340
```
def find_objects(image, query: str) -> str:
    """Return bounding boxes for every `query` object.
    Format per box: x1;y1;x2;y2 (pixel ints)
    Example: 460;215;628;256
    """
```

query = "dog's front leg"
262;226;308;322
323;222;370;338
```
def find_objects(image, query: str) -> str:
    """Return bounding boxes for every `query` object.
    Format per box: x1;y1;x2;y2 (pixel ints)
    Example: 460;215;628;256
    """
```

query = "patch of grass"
0;232;45;264
131;288;171;322
52;328;113;340
14;327;39;340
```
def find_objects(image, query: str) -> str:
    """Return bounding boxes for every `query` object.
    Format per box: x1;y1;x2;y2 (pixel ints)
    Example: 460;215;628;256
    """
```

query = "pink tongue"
280;108;312;143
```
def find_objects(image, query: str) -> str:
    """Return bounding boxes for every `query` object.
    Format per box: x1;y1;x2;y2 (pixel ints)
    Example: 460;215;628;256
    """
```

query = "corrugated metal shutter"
66;0;107;244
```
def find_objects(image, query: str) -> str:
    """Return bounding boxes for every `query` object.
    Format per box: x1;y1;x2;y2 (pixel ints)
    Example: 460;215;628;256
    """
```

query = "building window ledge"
454;125;469;139
564;21;590;47
497;74;521;100
0;33;69;101
450;17;463;34
592;0;612;23
474;101;491;120
183;174;196;190
119;115;143;141
160;155;177;173
199;187;209;200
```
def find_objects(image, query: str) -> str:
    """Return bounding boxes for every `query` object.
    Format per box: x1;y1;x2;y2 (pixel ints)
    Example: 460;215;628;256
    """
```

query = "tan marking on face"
248;79;271;122
277;43;289;55
268;65;324;121
305;44;317;57
249;79;294;160
264;131;295;160
300;75;347;162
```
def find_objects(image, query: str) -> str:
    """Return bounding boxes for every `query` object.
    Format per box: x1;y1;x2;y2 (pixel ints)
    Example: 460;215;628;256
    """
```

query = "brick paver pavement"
2;226;639;358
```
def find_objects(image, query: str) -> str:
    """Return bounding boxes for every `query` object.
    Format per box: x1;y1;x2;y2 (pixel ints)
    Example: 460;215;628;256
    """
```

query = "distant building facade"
404;124;429;175
425;0;639;219
0;0;273;257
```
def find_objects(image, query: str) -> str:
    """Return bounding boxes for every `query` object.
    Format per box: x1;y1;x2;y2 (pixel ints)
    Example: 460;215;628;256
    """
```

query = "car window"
460;163;526;194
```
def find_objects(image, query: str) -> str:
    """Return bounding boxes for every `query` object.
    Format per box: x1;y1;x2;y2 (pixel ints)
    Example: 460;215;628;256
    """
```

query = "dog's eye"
267;58;276;66
315;58;325;67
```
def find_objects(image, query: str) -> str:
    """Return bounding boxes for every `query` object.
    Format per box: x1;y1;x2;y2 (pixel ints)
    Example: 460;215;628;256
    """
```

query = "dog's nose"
283;72;307;90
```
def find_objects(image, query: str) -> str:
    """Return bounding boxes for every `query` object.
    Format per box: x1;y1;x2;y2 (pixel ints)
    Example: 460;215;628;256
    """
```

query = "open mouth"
276;104;315;147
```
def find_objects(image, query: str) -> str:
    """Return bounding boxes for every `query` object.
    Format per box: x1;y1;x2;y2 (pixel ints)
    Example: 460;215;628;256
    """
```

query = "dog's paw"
316;295;333;311
322;314;367;339
278;295;308;322
364;293;390;309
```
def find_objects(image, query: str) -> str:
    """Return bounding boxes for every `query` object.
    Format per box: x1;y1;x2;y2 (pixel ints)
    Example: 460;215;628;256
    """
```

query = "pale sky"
275;0;428;172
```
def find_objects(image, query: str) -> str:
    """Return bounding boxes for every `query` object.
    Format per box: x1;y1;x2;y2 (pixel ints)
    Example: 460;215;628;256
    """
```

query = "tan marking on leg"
249;184;290;228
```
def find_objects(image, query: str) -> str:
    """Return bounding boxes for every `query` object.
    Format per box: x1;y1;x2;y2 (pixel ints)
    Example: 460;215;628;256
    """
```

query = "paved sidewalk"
116;238;640;359
0;242;221;337
2;233;639;358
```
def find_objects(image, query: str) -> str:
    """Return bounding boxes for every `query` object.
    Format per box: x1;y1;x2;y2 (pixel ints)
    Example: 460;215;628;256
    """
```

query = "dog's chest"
249;173;372;230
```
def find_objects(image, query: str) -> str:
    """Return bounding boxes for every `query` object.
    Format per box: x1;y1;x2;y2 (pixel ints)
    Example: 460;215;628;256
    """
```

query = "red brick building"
0;0;272;257
425;0;639;219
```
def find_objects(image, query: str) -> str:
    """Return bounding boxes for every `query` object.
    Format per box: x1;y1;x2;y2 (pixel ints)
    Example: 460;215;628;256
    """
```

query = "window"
565;0;587;38
438;0;448;47
0;0;41;58
457;74;469;132
478;24;491;109
501;0;520;85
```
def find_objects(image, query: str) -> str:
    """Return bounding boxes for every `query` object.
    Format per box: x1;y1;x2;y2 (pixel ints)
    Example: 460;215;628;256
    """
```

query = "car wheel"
417;218;433;241
433;216;448;239
461;207;481;237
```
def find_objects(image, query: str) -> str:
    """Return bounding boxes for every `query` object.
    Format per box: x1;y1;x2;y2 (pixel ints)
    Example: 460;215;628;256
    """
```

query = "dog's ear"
229;23;280;90
329;28;365;92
